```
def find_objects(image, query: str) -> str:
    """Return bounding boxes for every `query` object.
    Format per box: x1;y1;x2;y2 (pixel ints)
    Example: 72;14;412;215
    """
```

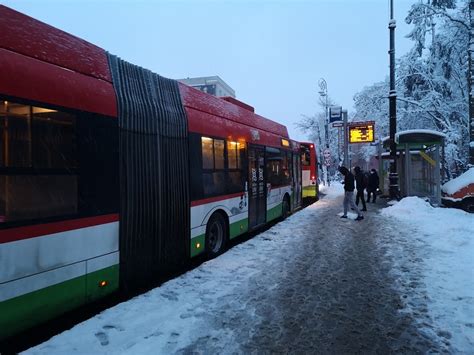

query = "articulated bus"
0;6;305;340
300;142;319;201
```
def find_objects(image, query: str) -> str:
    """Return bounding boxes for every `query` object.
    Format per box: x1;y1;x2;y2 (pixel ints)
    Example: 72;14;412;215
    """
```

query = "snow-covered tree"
297;95;341;180
353;0;471;176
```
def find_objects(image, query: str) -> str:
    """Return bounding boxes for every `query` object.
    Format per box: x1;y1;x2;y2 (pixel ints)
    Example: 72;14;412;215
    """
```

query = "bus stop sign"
329;106;342;123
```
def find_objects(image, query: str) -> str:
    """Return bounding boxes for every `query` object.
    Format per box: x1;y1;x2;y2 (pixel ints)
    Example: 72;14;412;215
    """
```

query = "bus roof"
0;5;290;140
179;84;289;139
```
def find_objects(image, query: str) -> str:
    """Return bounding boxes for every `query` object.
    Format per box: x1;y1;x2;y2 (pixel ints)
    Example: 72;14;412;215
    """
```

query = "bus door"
248;145;266;228
292;152;302;209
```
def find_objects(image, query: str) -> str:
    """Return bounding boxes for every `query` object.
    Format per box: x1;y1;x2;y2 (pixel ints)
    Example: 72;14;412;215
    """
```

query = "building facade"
178;76;235;98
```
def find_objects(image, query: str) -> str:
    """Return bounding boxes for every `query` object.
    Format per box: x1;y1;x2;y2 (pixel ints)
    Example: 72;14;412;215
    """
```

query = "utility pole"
318;78;329;184
388;0;400;199
343;109;349;168
316;123;324;182
469;0;474;166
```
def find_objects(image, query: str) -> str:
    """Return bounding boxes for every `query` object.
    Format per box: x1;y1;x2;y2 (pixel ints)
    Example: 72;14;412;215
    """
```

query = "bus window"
227;141;244;193
266;147;291;187
201;137;226;196
201;137;214;169
0;101;78;223
0;99;118;225
32;106;77;169
301;147;311;166
214;139;225;169
227;141;241;169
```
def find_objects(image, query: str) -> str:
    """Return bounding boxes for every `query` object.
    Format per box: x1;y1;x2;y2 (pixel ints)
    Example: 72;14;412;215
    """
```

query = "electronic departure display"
348;121;375;143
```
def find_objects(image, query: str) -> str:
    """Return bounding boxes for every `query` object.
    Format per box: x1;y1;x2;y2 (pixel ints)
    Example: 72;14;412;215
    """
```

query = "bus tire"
205;212;227;258
282;196;290;220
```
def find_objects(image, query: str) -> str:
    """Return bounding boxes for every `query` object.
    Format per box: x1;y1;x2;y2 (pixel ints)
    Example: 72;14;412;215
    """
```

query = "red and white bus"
0;6;304;340
300;142;319;200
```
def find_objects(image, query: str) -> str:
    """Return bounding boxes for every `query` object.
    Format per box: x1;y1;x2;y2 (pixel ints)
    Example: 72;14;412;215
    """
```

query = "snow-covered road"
25;184;473;354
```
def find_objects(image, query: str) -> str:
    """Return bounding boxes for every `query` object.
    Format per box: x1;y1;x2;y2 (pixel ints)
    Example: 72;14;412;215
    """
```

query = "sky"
3;0;416;142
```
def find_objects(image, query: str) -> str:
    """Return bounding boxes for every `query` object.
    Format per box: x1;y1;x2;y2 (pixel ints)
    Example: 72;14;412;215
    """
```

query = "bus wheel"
205;213;227;258
282;197;290;220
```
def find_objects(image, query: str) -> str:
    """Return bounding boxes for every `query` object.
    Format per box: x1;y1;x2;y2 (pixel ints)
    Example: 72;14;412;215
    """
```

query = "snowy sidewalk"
25;184;473;354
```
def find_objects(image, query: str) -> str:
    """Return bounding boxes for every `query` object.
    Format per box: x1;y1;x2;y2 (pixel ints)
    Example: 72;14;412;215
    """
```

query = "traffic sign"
332;122;343;128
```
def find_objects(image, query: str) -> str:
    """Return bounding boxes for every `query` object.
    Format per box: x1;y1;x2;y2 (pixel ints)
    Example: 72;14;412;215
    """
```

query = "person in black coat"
366;169;380;203
338;166;363;221
353;166;367;211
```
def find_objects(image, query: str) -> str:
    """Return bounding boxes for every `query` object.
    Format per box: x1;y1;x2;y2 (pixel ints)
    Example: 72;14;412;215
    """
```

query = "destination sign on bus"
348;121;375;143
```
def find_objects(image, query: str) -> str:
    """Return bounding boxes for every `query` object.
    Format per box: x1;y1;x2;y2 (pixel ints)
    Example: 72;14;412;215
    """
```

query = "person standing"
353;166;367;211
366;169;380;203
338;166;364;221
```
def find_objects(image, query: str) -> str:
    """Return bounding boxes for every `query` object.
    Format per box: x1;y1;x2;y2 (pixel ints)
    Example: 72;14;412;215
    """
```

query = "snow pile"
319;181;343;198
441;167;474;195
382;197;474;352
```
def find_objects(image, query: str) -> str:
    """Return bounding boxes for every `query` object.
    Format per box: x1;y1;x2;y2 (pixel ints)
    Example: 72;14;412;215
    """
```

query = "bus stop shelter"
383;129;445;205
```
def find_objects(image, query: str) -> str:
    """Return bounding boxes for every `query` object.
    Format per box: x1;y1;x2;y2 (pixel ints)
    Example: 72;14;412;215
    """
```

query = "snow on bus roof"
442;167;474;195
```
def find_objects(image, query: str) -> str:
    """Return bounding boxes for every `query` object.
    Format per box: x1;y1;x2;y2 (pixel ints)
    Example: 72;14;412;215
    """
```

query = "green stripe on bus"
302;185;317;197
190;234;205;258
229;218;248;239
266;203;282;222
0;264;119;341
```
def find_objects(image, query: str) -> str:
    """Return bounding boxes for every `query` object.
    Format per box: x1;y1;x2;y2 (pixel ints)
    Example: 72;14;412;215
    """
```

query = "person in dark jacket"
353;166;367;211
366;168;380;203
338;166;364;221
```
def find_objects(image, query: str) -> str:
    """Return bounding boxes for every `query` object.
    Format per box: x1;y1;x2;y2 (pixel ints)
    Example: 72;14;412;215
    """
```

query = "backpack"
362;172;369;189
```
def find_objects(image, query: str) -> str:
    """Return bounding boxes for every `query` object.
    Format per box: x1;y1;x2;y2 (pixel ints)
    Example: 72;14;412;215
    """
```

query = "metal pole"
325;94;329;149
388;0;400;199
343;109;349;168
337;127;341;164
435;145;441;205
318;78;329;185
469;0;474;166
316;123;324;185
326;94;330;185
378;140;383;193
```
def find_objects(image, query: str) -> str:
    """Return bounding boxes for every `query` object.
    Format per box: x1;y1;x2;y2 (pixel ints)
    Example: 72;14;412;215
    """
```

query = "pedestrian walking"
366;168;380;203
353;166;367;211
338;166;364;221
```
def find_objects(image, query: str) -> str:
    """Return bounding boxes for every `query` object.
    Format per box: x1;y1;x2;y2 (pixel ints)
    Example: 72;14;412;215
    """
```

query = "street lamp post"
388;0;400;199
318;78;329;184
318;78;329;148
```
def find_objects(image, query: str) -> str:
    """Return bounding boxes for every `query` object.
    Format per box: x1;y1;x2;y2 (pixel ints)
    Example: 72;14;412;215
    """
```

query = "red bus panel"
0;48;117;117
186;107;285;148
0;5;112;82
